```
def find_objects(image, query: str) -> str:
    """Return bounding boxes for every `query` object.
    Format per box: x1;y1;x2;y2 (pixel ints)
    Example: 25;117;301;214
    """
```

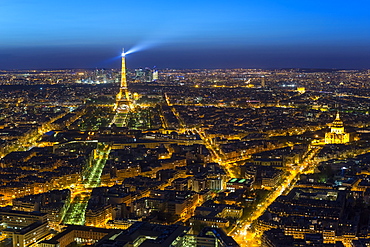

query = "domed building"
325;112;350;144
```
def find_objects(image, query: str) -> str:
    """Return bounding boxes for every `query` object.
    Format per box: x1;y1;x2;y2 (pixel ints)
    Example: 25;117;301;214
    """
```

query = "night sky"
1;0;370;69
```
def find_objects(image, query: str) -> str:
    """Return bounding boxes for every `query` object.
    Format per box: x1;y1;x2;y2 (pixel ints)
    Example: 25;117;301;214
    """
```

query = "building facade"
325;112;350;144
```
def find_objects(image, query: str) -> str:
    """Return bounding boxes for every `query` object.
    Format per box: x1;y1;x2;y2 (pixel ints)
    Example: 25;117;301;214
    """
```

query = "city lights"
1;0;370;245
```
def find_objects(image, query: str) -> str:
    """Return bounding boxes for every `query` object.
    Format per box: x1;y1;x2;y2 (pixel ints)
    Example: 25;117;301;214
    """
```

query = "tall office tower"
134;67;155;82
152;69;158;81
261;76;266;87
115;49;132;113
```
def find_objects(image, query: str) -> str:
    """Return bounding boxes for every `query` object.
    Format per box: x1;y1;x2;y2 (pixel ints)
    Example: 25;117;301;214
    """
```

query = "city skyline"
2;67;370;246
2;1;370;245
1;0;370;69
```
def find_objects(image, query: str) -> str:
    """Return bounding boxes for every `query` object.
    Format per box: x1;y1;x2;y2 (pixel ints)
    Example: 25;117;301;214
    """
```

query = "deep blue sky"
1;0;370;69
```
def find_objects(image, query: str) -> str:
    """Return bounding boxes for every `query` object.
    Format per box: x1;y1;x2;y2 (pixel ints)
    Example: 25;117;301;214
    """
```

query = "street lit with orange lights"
229;145;323;246
63;144;111;225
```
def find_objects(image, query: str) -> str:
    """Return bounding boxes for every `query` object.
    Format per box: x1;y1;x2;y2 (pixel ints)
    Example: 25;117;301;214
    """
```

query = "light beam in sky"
125;40;159;55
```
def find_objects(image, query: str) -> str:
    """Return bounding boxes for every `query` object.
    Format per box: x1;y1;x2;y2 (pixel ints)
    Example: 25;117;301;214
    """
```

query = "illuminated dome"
330;112;344;134
325;112;350;144
331;112;344;128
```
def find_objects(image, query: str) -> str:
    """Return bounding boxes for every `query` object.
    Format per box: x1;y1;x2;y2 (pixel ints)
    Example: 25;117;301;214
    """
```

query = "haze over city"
1;0;370;69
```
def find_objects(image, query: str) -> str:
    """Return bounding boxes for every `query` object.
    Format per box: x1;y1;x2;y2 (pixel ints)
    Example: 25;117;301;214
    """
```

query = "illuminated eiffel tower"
115;49;132;113
113;49;132;127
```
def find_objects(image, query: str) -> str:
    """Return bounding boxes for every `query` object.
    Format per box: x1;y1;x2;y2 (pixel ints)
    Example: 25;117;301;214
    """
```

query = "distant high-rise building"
261;76;266;87
152;69;158;81
134;67;157;82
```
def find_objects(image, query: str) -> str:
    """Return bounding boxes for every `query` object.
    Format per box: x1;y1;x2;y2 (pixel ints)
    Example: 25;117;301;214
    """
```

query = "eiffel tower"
115;49;132;113
112;49;133;127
